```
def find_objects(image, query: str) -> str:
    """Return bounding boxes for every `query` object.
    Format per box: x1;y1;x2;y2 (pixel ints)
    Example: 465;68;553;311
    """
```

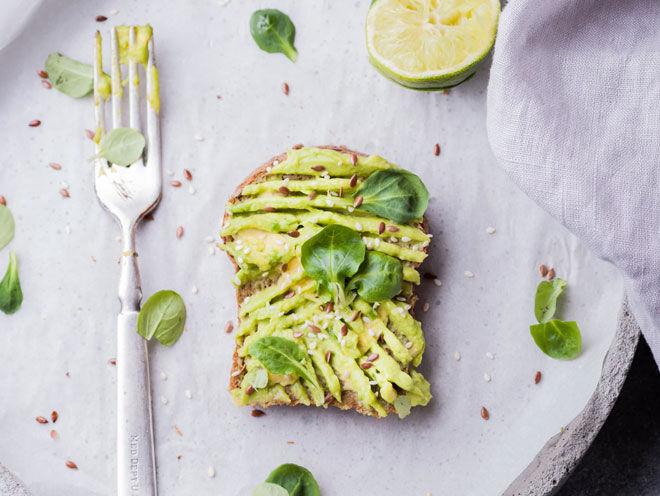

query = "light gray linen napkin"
487;0;660;365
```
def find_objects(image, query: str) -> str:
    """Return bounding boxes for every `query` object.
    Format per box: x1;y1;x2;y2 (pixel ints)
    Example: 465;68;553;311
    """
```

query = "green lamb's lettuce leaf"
348;251;402;302
0;250;23;315
530;319;581;360
0;204;14;251
265;463;321;496
534;278;567;323
137;290;186;346
249;9;298;62
94;128;146;167
249;337;319;388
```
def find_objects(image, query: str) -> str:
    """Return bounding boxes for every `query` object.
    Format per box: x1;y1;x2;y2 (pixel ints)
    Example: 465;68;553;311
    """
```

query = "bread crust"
222;145;429;417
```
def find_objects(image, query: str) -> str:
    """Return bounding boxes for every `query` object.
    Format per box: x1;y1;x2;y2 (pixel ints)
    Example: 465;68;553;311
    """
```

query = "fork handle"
116;227;157;496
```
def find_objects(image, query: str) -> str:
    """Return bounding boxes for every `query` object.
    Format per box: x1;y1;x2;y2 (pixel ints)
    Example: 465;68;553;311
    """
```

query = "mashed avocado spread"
220;147;432;418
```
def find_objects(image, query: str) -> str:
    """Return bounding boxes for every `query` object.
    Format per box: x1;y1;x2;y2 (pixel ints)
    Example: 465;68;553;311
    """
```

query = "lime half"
366;0;500;90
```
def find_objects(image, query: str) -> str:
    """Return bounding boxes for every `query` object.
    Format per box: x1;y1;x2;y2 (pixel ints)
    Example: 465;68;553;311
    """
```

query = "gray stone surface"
558;336;660;495
504;299;641;496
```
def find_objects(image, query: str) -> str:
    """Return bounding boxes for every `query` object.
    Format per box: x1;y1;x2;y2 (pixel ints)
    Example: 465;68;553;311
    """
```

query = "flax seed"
29;120;41;127
183;169;192;181
42;80;52;89
442;89;451;95
338;186;343;198
434;143;440;156
386;225;399;232
286;230;300;238
350;153;358;166
51;411;58;423
325;350;332;363
351;311;360;322
250;409;265;417
546;268;555;280
284;290;295;299
263;206;275;212
325;302;333;313
375;222;385;235
367;353;379;362
480;407;489;420
170;180;182;187
534;371;542;384
308;324;321;334
96;15;108;22
292;143;303;150
279;186;290;196
224;321;233;333
0;196;5;206
108;358;116;365
173;425;183;436
59;189;70;198
85;129;95;140
65;460;78;470
353;196;363;208
246;385;255;395
360;362;373;370
50;429;58;439
308;192;317;200
282;82;289;95
38;69;48;78
539;264;548;277
311;165;325;172
49;162;62;170
176;226;184;239
340;324;348;336
293;330;304;338
36;416;48;424
349;174;358;188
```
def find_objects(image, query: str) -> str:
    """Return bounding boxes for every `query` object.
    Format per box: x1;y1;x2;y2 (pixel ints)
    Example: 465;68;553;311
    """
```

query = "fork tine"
93;30;105;156
128;26;142;133
145;36;160;170
110;27;122;128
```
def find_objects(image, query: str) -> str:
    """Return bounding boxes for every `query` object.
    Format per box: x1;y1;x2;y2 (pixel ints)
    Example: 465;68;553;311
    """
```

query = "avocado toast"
220;146;432;417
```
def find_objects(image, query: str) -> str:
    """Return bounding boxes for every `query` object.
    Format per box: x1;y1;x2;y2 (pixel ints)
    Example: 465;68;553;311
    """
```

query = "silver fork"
93;27;161;496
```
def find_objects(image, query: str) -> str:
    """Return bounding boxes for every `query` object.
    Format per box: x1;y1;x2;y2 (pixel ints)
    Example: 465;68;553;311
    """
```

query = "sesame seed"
464;271;474;278
326;199;334;207
194;135;205;141
161;395;168;405
401;236;411;242
348;206;354;212
484;373;491;382
210;246;217;255
453;351;461;361
355;222;362;231
486;226;496;234
405;342;413;349
309;342;317;350
192;285;198;295
208;466;216;478
423;303;430;312
433;278;442;287
185;390;193;399
189;185;196;195
109;8;119;15
486;351;494;360
166;169;174;176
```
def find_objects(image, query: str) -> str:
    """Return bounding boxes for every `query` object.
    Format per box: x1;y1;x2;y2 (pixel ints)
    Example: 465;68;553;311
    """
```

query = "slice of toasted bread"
221;145;430;417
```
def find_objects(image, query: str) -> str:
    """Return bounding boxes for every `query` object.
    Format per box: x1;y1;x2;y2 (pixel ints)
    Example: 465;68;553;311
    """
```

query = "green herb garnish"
529;276;581;359
264;463;321;496
137;290;186;346
0;204;15;251
0;250;23;315
249;9;298;62
253;482;289;496
301;224;365;305
45;53;110;98
530;320;581;360
249;337;319;388
94;128;146;167
348;251;402;303
534;278;566;323
354;169;429;224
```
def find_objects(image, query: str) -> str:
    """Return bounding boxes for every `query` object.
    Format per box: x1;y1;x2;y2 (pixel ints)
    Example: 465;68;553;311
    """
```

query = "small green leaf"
348;251;402;302
301;225;365;302
0;204;15;251
354;169;429;224
95;128;146;167
249;9;298;62
45;53;98;98
530;319;581;360
394;395;411;419
265;463;321;496
249;337;318;388
253;482;289;496
0;250;23;315
245;367;269;390
137;290;186;346
534;278;567;323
